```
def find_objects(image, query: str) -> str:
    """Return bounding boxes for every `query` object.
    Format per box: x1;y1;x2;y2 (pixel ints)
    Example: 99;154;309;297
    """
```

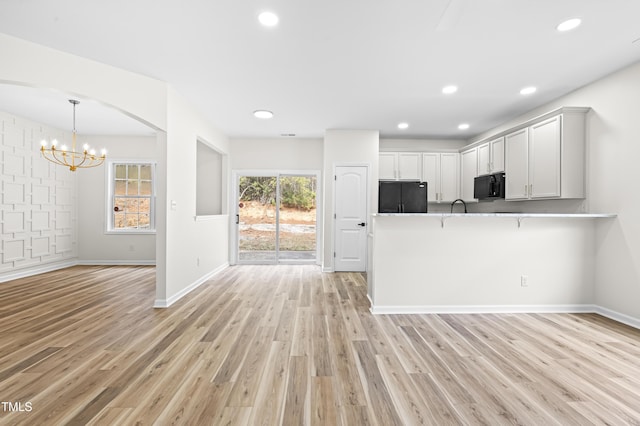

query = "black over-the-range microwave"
473;172;506;200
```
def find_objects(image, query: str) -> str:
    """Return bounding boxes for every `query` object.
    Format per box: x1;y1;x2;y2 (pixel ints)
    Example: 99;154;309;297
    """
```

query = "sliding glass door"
237;175;278;262
236;173;317;264
277;175;317;261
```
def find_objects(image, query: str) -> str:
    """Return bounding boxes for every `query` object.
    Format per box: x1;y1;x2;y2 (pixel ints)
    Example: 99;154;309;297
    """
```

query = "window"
107;161;155;233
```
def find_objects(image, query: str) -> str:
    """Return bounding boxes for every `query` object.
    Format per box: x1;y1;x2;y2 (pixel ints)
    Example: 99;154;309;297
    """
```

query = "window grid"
110;163;155;232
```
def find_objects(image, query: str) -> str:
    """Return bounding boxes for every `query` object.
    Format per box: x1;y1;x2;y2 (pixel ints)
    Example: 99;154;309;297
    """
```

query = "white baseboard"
322;266;334;273
0;259;78;283
154;262;229;308
594;305;640;329
76;260;156;266
369;303;640;330
369;304;596;315
1;259;155;284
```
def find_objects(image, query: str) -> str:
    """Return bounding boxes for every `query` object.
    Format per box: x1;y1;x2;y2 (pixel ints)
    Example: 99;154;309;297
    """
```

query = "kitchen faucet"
450;198;467;214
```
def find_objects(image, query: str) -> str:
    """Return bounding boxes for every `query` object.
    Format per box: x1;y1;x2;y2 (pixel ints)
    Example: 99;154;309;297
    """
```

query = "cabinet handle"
524;184;527;196
529;184;533;197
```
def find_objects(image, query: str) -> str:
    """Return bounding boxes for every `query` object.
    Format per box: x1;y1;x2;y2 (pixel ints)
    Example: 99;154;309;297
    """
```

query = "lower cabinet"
422;153;459;202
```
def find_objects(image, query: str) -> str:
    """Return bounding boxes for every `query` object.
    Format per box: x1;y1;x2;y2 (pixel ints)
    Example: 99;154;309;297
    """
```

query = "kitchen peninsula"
367;212;615;314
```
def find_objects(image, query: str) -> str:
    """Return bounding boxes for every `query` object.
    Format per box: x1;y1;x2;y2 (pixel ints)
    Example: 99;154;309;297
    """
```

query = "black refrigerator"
378;181;428;213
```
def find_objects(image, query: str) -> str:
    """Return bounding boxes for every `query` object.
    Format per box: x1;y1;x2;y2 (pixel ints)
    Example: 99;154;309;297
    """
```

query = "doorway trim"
230;169;322;265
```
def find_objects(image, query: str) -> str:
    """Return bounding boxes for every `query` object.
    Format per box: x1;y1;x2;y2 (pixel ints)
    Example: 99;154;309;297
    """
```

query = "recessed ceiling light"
442;85;458;94
557;18;581;32
258;11;279;27
253;110;274;119
397;122;409;130
458;123;470;130
520;86;537;95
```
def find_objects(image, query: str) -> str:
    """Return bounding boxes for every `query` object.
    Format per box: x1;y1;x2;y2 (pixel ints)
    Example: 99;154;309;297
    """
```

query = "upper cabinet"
506;115;562;199
477;136;505;175
491;137;505;173
378;107;587;204
504;108;587;200
379;153;397;180
504;128;530;199
460;147;478;201
379;152;421;180
422;153;459;202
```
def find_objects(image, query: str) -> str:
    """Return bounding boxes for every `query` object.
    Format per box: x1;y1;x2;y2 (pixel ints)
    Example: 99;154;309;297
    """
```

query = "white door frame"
332;163;370;272
230;169;322;265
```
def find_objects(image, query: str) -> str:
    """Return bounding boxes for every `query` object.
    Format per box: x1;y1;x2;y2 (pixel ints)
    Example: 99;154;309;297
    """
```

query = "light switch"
171;200;177;210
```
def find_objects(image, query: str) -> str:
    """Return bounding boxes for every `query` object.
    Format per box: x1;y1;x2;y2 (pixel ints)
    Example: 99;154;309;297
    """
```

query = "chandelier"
40;99;107;171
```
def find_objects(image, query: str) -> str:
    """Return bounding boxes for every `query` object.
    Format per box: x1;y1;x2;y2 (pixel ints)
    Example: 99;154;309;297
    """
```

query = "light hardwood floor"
1;265;640;425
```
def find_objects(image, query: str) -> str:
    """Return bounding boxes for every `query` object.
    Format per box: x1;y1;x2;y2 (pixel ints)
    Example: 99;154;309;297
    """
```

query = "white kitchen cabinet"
529;116;561;198
490;137;505;172
460;147;478;201
477;143;491;175
477;136;505;175
378;152;421;180
398;153;422;180
505;110;585;200
422;152;459;202
506;117;561;200
505;128;529;199
379;153;397;180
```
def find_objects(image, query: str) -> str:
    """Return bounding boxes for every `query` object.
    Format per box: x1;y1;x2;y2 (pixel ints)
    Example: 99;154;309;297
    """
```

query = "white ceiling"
0;0;639;139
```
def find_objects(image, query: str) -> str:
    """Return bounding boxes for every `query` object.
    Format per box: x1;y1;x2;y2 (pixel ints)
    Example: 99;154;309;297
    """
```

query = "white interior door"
334;166;368;272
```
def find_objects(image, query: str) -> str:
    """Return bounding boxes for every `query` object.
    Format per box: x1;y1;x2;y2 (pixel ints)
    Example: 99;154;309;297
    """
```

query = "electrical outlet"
521;275;529;287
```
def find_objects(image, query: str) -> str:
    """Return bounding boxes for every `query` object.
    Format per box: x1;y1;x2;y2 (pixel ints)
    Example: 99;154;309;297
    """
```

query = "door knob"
357;222;366;227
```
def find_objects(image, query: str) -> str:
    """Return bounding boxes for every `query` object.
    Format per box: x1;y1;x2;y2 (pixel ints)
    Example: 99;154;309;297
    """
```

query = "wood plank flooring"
1;265;640;425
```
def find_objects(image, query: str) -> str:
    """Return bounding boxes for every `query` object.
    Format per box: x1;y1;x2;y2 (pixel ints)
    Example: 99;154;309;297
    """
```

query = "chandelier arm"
73;152;89;168
40;150;57;165
82;160;106;169
79;153;105;168
50;149;71;168
42;148;107;170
